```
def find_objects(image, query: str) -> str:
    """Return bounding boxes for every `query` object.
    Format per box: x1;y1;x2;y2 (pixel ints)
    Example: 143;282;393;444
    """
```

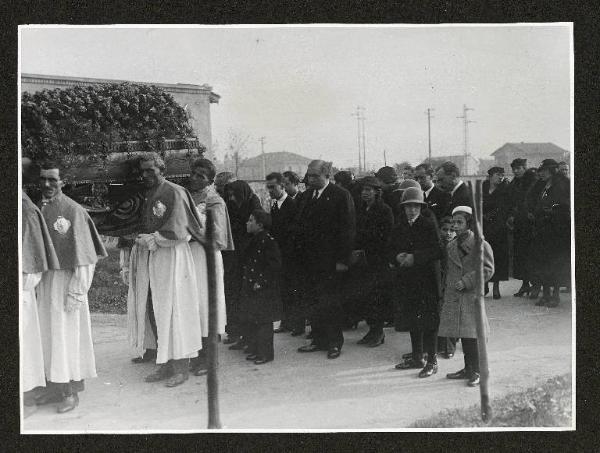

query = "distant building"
432;154;480;176
21;73;220;160
491;142;569;170
229;151;314;180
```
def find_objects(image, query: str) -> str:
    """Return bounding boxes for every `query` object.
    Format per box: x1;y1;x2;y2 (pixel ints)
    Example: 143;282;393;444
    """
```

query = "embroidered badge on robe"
53;216;71;235
153;200;167;218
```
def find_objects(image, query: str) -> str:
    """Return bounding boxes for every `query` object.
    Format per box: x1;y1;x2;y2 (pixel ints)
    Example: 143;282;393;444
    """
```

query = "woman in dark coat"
529;159;570;307
507;160;538;297
352;176;394;347
389;188;444;378
223;180;264;346
482;167;511;299
239;210;282;364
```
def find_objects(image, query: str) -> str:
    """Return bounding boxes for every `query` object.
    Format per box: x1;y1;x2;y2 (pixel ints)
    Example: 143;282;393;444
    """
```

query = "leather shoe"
467;372;480;387
367;333;385;347
229;342;246;350
418;362;438;378
298;344;323;353
222;336;239;345
254;357;273;365
145;363;173;382
357;332;373;345
441;352;454;359
246;354;258;361
165;372;188;387
56;394;79;413
327;347;341;359
273;327;288;333
131;349;157;364
35;391;63;406
446;368;470;380
402;352;413;360
395;358;426;370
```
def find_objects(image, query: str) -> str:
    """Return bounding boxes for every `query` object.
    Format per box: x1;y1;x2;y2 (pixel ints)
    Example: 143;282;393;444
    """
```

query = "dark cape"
482;179;511;281
141;179;204;242
38;192;107;269
22;192;59;274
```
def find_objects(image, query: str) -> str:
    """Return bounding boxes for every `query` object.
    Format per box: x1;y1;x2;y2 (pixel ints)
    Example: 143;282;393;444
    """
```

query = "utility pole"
360;110;367;173
351;106;364;173
457;104;475;175
425;108;434;163
383;149;387;166
259;136;266;180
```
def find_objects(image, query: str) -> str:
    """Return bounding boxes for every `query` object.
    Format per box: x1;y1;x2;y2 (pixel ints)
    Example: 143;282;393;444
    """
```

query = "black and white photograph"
18;24;574;432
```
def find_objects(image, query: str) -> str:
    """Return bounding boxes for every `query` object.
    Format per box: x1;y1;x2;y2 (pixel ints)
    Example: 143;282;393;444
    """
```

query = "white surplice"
22;272;45;392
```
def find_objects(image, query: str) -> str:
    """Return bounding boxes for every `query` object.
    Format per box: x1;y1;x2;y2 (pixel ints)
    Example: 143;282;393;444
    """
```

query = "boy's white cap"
452;206;472;216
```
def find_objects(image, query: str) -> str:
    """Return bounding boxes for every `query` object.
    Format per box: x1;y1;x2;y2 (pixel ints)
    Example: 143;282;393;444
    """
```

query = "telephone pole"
457;104;475;175
259;136;266;180
351;106;365;173
360;110;367;173
425;108;434;163
383;149;387;166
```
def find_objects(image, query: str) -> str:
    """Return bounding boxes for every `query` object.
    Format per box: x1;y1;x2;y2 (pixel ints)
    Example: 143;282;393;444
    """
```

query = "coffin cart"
26;138;205;237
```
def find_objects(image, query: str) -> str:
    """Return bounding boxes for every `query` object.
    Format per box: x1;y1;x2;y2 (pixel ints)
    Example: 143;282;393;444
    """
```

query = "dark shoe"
367;333;385;348
243;345;252;353
383;321;394;328
446;368;471;380
35;391;63;406
467;372;480;387
193;366;208;376
246;354;258;361
514;283;531;297
222;336;239;345
484;283;489;295
305;332;314;339
290;329;304;336
56;394;79;414
546;295;560;307
131;349;157;364
441;352;454;359
298;344;323;353
273;327;288;333
145;363;173;382
418;361;438;378
395;358;426;370
529;285;541;299
165;372;189;387
229;342;246;350
535;296;550;307
254;357;273;365
402;352;413;360
327;347;341;359
357;331;373;345
493;288;501;299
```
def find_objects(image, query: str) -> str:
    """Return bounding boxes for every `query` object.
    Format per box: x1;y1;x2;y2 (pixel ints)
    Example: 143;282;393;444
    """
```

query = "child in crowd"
437;216;458;359
239;210;282;365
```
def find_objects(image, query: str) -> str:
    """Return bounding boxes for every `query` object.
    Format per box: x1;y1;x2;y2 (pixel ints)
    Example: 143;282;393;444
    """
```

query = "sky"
20;25;572;168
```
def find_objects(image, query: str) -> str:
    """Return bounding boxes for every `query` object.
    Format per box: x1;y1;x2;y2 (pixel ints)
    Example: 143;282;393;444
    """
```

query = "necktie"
272;202;279;212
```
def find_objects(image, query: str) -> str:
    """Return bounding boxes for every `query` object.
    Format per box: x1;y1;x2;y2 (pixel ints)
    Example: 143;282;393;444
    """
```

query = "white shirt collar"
451;180;464;197
274;191;288;208
423;184;434;198
408;214;420;225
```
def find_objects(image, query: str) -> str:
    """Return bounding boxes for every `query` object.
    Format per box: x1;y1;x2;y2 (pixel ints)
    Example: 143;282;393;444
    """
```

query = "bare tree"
227;129;251;177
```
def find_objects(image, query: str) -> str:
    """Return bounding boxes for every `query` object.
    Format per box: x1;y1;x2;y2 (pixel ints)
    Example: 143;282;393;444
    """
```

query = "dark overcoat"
424;185;451;223
387;212;443;332
269;195;298;264
482;179;510;281
447;181;473;216
239;230;282;323
530;174;570;285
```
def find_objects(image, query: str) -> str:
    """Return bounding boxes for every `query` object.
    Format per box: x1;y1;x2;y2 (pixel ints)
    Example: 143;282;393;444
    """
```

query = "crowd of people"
21;153;571;416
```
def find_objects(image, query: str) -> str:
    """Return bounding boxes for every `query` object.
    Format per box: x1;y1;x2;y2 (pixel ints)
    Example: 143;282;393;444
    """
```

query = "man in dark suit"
266;172;302;335
282;170;303;201
415;163;451;223
294;160;356;359
435;161;473;215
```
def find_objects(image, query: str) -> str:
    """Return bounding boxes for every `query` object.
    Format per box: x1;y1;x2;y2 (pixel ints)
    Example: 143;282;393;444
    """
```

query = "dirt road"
23;279;573;431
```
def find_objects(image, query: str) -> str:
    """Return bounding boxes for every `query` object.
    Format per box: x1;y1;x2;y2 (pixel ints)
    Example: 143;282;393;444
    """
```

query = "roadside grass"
89;248;128;314
411;374;572;428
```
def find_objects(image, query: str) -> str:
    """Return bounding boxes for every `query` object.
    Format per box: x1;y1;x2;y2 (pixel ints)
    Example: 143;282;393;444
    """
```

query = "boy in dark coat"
240;210;282;364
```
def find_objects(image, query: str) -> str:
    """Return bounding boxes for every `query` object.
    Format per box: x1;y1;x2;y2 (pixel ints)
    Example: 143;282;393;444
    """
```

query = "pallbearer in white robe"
127;154;205;387
35;166;107;413
187;158;235;375
21;192;59;402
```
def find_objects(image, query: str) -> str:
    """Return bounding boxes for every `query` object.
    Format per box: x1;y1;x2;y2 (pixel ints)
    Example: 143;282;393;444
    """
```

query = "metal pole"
352;107;362;173
361;113;367;173
469;180;492;422
427;108;432;163
259;137;266;180
205;209;222;429
383;149;387;167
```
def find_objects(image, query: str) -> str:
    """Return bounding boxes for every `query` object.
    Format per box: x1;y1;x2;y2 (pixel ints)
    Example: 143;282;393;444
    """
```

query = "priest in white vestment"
35;164;107;413
127;153;205;387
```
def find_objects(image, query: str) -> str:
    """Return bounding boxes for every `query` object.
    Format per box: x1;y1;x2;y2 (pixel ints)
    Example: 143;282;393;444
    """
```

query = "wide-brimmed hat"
538;159;559;170
398;179;421;191
400;187;427;205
